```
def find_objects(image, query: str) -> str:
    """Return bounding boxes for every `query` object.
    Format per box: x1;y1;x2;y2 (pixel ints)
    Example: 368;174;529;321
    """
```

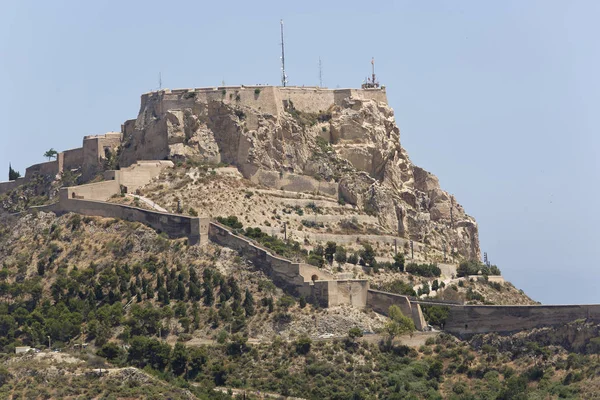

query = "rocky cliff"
120;89;480;260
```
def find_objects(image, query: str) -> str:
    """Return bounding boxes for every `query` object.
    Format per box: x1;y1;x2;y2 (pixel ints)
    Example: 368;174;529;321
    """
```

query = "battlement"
140;85;387;116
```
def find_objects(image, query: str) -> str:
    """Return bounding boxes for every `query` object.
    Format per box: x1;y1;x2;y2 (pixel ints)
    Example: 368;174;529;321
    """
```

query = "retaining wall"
54;194;207;245
443;304;600;336
0;178;25;196
208;221;367;308
367;289;426;330
249;169;338;197
25;160;59;178
62;181;120;202
104;160;173;193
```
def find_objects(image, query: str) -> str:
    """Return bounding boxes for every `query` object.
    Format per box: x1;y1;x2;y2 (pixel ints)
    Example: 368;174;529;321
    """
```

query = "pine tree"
8;164;20;181
171;343;189;376
243;288;255;316
203;283;214;306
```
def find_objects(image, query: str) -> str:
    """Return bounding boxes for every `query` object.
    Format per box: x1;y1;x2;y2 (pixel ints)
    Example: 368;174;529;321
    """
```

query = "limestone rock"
119;90;481;260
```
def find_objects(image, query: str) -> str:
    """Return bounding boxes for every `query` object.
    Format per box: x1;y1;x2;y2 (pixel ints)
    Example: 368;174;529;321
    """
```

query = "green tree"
324;241;337;264
8;164;20;181
348;327;363;341
43;148;58;161
171;342;189;375
587;337;600;360
334;246;347;266
348;253;359;265
242;288;255;317
295;335;312;355
383;305;415;347
359;244;376;267
393;252;405;272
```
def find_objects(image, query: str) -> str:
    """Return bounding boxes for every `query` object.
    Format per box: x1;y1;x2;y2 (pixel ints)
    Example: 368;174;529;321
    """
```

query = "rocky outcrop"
119;90;480;260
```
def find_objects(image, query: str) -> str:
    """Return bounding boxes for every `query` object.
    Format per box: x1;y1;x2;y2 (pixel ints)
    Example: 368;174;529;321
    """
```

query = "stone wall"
0;178;25;196
54;193;208;245
82;132;122;180
141;86;387;118
443;304;600;336
367;290;426;330
208;221;368;308
25;160;59;178
61;147;84;170
62;181;120;202
249;169;338;197
104;160;173;193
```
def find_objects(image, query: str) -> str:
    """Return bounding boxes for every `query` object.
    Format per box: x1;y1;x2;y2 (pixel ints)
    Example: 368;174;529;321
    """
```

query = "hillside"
0;85;596;399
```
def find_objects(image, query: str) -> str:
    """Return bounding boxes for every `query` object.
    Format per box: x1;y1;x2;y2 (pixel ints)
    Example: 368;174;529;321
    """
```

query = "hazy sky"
1;1;598;304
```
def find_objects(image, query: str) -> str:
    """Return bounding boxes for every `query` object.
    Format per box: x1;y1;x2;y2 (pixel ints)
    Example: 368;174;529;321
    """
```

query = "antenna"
319;57;323;87
158;72;162;90
361;57;380;89
371;57;375;86
280;19;287;87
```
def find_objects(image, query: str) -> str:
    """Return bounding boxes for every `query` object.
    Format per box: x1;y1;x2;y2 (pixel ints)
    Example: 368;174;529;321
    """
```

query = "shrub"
217;215;243;230
405;263;441;277
254;88;261;95
295;335;312;355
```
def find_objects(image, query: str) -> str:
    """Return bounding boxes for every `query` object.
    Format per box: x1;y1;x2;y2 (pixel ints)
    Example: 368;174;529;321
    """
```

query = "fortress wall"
104;160;173;193
0;178;25;195
61;148;84;170
298;263;335;282
25;160;59;179
143;86;386;119
443;304;600;336
63;181;120;202
147;86;282;116
82;133;122;180
249;169;338;198
330;280;368;308
55;196;207;245
367;290;414;320
208;221;364;306
349;88;388;104
278;87;336;114
208;222;306;293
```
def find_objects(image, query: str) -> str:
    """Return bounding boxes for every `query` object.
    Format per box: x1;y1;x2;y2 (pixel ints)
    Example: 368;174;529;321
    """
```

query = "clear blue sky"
1;1;598;304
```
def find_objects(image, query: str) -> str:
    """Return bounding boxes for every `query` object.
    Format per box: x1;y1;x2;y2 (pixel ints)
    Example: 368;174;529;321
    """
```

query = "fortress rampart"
208;221;368;308
51;188;208;246
442;303;600;336
140;85;387;117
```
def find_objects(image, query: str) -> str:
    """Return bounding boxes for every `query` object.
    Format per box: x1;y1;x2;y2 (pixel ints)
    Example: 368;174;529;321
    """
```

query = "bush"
295;335;312;355
405;263;441;277
217;215;243;230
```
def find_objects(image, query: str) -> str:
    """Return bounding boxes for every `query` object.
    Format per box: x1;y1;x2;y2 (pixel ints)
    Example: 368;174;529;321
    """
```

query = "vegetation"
405;262;441;277
43;148;58;161
457;260;501;277
8;164;20;181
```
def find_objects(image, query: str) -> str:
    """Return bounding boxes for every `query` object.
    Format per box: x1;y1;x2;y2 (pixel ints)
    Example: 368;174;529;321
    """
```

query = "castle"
0;85;387;196
2;84;599;337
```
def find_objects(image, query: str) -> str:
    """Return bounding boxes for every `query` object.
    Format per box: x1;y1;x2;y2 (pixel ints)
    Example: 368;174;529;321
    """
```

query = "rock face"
120;89;480;260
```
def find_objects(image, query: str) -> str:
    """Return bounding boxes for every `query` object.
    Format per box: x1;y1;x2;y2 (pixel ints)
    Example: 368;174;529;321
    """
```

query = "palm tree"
43;148;58;161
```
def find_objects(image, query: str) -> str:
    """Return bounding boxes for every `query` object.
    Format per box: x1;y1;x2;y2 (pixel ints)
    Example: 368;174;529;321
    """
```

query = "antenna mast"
280;19;287;87
361;57;380;89
159;72;162;90
319;57;323;87
371;57;376;86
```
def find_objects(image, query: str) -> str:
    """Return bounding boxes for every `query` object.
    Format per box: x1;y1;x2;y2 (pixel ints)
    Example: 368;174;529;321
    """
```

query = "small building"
15;346;32;354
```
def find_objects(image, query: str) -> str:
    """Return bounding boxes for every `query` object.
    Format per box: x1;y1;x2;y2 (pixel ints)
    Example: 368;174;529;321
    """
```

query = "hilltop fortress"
3;84;481;262
3;84;597;337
